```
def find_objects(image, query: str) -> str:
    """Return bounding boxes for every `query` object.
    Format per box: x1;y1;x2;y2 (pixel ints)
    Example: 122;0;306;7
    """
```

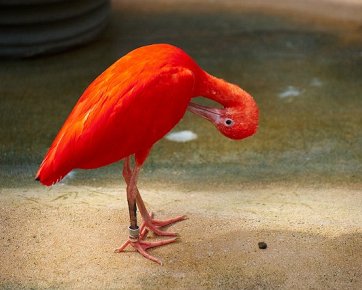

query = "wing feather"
36;57;195;185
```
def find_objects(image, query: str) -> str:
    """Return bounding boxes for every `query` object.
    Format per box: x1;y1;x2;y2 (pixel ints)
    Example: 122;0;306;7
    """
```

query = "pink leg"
115;237;177;265
137;195;187;237
115;156;183;264
123;157;187;237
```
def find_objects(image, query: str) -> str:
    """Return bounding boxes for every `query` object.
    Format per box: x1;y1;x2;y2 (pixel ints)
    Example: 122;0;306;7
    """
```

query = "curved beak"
187;102;222;123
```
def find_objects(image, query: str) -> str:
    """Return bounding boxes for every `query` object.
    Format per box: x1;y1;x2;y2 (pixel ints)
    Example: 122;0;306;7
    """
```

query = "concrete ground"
1;0;361;289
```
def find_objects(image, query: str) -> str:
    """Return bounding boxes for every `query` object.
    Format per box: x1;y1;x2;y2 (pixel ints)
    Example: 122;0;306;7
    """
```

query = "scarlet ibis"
36;44;258;264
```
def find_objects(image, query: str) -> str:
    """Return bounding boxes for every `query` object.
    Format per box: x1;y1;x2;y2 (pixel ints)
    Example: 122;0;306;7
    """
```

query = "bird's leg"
136;192;187;237
122;156;187;237
124;157;139;231
121;157;148;238
115;156;177;265
114;158;140;252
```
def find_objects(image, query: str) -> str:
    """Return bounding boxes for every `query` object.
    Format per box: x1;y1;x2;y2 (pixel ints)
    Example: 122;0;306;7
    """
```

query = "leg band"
128;226;140;242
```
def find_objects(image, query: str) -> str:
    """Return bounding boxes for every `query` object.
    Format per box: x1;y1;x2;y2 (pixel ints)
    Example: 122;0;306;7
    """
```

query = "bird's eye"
224;119;234;126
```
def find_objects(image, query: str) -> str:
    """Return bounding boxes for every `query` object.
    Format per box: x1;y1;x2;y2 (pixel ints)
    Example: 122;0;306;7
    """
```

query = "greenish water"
0;4;361;188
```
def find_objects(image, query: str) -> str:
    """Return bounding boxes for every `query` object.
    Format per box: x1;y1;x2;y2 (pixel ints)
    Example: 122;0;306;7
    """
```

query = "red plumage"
36;44;199;185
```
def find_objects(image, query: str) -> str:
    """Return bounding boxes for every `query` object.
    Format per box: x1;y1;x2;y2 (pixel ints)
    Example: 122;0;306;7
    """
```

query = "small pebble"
258;241;267;249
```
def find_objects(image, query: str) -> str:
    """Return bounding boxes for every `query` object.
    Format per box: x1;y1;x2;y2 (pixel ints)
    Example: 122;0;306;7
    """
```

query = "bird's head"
188;100;258;140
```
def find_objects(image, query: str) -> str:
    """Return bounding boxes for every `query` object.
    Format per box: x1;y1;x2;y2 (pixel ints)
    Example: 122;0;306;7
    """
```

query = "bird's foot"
114;237;177;265
140;212;187;237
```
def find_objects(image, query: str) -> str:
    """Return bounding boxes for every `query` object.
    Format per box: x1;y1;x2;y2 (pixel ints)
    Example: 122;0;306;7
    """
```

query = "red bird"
36;44;258;264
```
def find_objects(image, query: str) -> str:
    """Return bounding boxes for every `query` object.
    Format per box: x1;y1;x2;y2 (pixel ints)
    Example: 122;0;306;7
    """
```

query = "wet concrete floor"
0;1;361;188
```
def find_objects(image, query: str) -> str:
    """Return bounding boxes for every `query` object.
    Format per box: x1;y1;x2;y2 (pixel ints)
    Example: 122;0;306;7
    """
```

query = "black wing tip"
35;176;40;182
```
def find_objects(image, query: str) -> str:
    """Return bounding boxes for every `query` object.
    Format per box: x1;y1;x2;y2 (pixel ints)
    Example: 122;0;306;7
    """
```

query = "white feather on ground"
165;130;198;142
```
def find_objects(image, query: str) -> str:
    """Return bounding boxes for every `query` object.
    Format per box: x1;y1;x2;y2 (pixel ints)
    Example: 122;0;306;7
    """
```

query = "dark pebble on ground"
258;242;267;249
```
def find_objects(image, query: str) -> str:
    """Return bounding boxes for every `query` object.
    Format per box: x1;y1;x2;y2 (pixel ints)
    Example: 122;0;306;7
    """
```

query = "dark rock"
258;241;267;249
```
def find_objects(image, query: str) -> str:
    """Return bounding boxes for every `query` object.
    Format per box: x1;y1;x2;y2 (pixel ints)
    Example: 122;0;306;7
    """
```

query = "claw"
115;237;177;265
152;215;188;227
114;240;130;253
140;213;187;237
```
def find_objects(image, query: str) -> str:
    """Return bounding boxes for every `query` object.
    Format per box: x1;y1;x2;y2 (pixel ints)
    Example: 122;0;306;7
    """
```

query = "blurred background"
0;0;361;188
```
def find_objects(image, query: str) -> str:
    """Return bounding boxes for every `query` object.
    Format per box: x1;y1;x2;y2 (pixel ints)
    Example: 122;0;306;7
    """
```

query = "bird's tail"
35;140;73;186
35;157;71;186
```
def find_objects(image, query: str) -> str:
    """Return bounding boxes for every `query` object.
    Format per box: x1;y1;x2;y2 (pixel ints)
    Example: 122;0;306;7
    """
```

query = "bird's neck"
194;72;250;108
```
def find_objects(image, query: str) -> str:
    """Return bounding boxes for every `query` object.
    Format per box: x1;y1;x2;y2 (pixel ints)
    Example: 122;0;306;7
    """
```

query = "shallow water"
0;1;361;188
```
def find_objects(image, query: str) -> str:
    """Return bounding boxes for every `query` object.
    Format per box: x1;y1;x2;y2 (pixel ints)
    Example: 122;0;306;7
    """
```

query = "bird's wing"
36;64;195;185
